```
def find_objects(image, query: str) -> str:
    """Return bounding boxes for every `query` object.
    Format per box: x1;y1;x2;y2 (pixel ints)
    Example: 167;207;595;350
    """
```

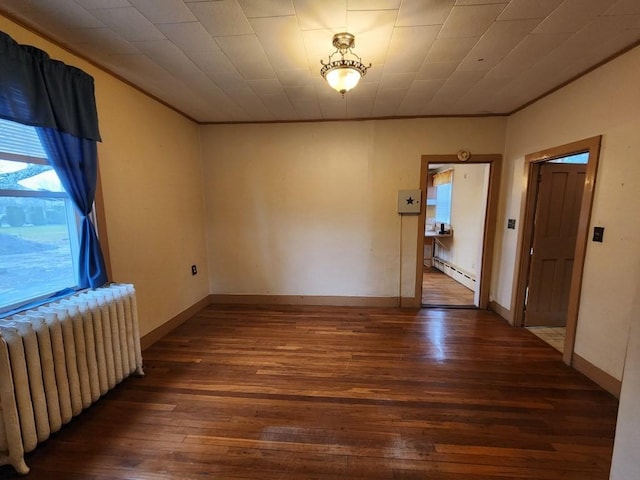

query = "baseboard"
140;296;210;351
489;300;513;324
208;294;400;308
572;353;622;398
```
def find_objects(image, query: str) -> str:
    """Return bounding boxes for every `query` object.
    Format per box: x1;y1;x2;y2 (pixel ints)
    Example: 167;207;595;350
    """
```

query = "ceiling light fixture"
320;32;371;96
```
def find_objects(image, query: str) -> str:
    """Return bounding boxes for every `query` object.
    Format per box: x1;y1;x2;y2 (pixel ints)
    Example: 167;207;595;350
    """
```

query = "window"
0;118;80;313
434;182;452;225
433;169;453;226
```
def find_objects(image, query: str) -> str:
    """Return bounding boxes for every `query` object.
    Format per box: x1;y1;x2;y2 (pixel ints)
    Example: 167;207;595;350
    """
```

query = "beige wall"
610;284;640;479
200;118;506;301
495;45;640;380
440;163;490;278
0;16;210;336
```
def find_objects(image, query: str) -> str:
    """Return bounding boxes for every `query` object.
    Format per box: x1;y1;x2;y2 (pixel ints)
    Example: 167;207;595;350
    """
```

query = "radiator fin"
0;283;144;475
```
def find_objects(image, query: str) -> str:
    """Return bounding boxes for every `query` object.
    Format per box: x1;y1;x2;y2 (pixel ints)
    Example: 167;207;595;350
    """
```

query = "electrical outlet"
191;265;198;275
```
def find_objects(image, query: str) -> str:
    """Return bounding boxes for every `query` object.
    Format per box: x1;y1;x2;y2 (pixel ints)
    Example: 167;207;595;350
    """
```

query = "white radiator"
432;257;476;291
0;283;144;475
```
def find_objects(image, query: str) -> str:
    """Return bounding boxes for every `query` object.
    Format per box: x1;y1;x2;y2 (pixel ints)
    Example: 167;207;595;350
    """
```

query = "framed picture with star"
397;189;422;214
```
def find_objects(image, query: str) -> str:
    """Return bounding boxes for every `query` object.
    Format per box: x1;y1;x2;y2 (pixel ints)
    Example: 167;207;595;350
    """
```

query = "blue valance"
0;30;101;141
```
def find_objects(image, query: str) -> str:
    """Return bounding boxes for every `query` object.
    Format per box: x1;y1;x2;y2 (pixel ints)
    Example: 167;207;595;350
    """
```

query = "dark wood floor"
2;305;618;479
422;266;475;306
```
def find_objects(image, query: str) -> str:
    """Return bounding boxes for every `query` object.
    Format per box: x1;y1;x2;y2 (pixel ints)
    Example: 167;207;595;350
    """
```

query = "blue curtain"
0;30;107;289
0;31;100;140
37;128;107;288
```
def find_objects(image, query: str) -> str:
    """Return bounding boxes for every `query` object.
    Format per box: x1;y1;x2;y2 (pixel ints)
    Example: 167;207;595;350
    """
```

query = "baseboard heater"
0;283;144;475
432;257;476;291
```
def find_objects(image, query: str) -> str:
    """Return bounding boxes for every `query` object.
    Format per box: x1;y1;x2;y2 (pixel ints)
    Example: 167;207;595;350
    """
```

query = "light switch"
398;189;421;214
593;226;604;242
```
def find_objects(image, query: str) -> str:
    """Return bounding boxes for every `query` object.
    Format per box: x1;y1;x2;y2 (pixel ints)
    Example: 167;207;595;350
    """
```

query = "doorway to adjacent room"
515;137;601;362
415;153;501;310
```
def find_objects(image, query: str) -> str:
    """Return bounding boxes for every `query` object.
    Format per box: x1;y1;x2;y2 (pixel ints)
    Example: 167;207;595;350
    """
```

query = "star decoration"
406;197;414;205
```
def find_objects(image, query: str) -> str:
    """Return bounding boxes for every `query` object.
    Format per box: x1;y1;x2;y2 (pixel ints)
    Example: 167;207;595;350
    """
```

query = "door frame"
513;136;601;364
413;154;502;309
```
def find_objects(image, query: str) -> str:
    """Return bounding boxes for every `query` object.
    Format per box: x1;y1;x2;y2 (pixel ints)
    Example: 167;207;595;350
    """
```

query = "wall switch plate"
507;218;516;229
593;226;604;242
397;189;421;214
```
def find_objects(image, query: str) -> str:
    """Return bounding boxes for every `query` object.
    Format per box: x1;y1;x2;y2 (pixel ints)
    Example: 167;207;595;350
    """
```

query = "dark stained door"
525;163;587;327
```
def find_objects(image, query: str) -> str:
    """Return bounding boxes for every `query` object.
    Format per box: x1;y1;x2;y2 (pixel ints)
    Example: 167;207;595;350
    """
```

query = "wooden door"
525;163;586;326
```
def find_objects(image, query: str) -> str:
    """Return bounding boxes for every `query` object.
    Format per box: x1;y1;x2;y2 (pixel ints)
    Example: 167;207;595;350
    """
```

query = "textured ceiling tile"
384;26;441;72
157;22;218;53
187;48;239;74
486;32;572;79
454;76;512;112
454;0;507;5
65;27;140;55
290;99;323;119
371;88;406;116
1;1;103;42
457;19;540;71
238;0;295;17
347;10;396;65
187;0;254;36
425;69;485;110
223;87;274;120
208;71;247;90
129;0;196;23
347;0;400;10
248;78;285;95
425;37;478;63
130;39;197;74
277;69;314;87
497;0;562;21
259;93;298;120
284;85;318;102
397;0;454;27
215;35;276;80
405;79;443;101
304;29;340;74
379;73;416;89
533;0;618;34
293;0;347;30
27;0;105;28
107;53;173;86
318;94;348;119
346;94;375;119
75;0;131;8
251;16;308;70
416;61;458;79
88;6;166;41
605;0;640;15
438;3;507;39
3;0;640;122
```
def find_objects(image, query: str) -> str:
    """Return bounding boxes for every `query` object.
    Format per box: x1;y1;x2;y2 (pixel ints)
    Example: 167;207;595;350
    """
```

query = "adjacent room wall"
438;163;490;279
200;118;506;303
494;45;640;381
0;16;210;336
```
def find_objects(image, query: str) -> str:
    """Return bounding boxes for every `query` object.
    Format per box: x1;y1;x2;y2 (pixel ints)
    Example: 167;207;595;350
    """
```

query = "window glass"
435;183;452;226
549;152;589;164
0;118;79;314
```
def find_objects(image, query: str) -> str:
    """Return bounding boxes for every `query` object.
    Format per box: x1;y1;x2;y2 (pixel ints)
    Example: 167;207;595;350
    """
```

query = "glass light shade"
326;67;362;94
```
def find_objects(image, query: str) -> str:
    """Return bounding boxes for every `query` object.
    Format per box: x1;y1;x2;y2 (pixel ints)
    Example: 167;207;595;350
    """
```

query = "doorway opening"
514;137;601;363
415;154;501;309
422;163;490;307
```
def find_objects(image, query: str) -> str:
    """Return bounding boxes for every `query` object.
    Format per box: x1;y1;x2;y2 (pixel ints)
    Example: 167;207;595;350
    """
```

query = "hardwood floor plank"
0;305;618;479
422;267;475;306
